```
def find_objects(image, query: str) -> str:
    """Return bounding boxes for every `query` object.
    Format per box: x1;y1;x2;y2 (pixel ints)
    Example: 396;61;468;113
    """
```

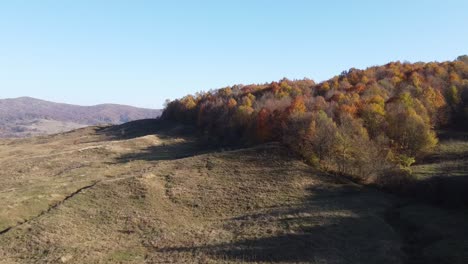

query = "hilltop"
163;56;468;185
0;97;161;138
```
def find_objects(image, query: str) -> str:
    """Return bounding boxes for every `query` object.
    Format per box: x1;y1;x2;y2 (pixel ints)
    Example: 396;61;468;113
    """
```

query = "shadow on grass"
153;178;468;263
420;130;468;164
96;119;196;141
413;160;468;179
406;175;468;207
93;119;216;163
437;130;468;141
422;152;468;164
406;130;468;207
113;139;212;162
157;219;399;263
421;148;468;165
153;184;402;263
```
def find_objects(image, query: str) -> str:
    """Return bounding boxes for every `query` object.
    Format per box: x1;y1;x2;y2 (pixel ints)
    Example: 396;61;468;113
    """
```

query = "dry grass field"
0;121;467;263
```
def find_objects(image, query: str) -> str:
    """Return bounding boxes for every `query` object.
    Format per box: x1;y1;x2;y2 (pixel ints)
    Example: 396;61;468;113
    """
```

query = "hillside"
162;56;468;184
1;57;468;263
0;97;161;138
0;120;467;263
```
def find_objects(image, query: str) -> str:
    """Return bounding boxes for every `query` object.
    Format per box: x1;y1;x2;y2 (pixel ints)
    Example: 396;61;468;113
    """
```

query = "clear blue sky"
0;0;467;108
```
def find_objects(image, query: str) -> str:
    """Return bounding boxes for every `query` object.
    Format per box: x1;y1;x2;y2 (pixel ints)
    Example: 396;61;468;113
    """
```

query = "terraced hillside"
0;120;467;263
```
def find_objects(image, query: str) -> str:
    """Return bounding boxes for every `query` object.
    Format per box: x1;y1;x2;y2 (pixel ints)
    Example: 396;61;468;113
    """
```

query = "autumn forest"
162;56;468;183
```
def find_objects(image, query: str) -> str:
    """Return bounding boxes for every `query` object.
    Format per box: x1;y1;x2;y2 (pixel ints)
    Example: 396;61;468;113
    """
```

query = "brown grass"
0;123;466;263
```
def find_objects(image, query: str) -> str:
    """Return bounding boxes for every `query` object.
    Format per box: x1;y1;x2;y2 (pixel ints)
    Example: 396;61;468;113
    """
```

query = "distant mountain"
0;97;161;138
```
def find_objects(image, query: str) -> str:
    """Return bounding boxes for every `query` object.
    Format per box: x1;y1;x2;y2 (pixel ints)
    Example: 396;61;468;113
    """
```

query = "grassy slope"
0;122;466;263
413;131;468;180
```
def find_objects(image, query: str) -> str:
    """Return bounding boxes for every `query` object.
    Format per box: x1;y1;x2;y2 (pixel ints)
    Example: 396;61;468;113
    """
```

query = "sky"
0;0;467;109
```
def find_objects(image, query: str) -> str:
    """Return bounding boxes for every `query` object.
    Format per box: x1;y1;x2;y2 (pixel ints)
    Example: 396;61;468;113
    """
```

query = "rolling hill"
0;97;161;138
0;120;466;263
1;58;467;263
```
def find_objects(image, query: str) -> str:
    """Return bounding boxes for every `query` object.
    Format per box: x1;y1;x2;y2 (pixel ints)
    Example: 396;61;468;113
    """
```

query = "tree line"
161;56;468;181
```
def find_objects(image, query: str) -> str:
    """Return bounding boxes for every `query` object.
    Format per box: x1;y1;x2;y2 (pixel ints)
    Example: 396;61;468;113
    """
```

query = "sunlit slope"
0;121;466;263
